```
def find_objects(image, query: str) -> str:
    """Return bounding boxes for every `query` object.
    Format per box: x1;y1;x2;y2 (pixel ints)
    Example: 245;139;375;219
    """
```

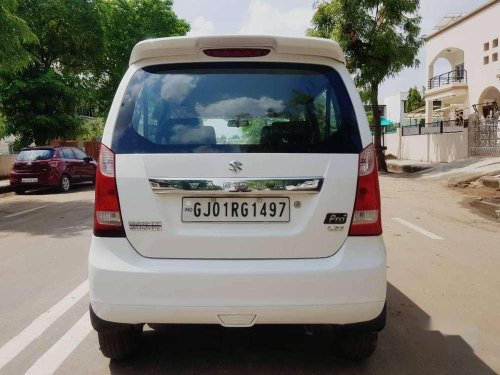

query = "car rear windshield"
112;63;362;154
17;149;54;161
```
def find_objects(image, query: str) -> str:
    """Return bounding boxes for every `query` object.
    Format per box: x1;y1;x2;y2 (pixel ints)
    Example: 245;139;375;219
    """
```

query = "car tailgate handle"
149;177;324;194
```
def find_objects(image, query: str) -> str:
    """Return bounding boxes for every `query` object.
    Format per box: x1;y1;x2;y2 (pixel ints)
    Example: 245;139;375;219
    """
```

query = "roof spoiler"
129;35;346;65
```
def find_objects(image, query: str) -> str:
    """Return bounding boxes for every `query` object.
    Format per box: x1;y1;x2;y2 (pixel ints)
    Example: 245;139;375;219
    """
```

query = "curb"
387;163;436;174
470;200;500;221
482;177;500;189
0;184;12;194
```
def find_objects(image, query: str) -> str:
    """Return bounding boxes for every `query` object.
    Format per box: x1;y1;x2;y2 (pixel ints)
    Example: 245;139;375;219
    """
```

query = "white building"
382;92;412;126
0;135;15;155
424;0;500;123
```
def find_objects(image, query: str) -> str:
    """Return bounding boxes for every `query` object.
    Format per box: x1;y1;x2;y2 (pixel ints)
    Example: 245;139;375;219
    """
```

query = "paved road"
0;176;499;374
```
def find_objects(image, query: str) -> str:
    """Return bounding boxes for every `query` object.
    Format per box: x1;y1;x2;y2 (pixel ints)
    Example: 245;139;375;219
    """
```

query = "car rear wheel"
60;175;71;192
97;326;142;359
338;331;378;360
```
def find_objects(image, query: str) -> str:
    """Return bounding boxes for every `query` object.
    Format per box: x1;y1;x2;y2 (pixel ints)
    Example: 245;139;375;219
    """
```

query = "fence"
402;120;467;136
428;69;467;90
0;154;17;177
84;141;100;160
49;139;100;160
469;116;500;157
370;123;400;136
49;139;79;147
384;127;468;163
77;107;97;119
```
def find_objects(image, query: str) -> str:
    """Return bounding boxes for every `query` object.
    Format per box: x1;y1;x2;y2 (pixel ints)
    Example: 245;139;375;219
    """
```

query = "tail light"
349;143;382;236
94;144;125;237
203;48;270;58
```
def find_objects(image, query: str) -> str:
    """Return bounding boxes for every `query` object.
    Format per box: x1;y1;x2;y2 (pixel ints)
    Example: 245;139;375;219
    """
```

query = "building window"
402;100;408;113
493;38;499;48
484;42;489;51
493;53;498;62
484;56;489;65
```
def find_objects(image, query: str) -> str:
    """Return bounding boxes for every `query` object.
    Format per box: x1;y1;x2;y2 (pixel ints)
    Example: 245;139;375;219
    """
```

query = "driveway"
0;177;498;374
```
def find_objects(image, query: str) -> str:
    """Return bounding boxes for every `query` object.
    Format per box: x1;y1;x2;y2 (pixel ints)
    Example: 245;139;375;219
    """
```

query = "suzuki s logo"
228;160;243;173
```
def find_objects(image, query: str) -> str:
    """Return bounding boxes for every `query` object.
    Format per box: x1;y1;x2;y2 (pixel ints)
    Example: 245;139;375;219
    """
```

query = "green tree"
1;70;83;145
241;117;267;144
16;0;104;73
406;86;424;113
93;0;190;112
308;0;423;170
0;0;104;147
0;114;7;139
0;0;37;75
79;117;105;141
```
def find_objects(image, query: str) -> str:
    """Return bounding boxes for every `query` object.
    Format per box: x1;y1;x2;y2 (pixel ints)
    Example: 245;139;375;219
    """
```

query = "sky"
172;0;487;99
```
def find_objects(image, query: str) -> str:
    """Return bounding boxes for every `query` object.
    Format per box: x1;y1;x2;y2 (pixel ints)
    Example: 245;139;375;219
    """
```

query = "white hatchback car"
89;35;386;360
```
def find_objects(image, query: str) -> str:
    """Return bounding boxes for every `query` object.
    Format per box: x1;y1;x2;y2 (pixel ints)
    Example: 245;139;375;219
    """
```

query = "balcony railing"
402;119;467;136
428;69;467;90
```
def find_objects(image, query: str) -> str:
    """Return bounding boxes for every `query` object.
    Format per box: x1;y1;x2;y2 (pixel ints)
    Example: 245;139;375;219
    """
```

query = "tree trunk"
34;134;50;147
370;86;387;171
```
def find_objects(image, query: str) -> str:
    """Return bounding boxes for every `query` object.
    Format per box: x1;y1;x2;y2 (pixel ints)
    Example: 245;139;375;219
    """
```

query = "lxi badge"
324;213;348;225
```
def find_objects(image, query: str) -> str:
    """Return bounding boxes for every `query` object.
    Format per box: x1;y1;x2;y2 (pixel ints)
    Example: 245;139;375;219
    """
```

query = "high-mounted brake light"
94;144;125;237
203;48;270;58
349;143;382;236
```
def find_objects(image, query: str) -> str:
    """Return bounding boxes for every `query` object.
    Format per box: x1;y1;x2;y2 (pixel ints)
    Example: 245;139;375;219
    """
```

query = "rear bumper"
89;236;386;326
10;171;60;188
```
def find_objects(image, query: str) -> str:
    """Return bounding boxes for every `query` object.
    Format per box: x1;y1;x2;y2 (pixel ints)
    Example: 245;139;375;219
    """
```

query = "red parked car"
10;146;97;194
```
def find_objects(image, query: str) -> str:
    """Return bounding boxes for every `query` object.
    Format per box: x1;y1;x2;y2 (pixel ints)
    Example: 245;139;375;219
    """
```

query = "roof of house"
425;0;499;41
129;35;346;65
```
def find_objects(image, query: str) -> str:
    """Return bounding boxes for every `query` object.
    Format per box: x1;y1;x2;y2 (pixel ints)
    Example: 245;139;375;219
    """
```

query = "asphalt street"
0;175;499;374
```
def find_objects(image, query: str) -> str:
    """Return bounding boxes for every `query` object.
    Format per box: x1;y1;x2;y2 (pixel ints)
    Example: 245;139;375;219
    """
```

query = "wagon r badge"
129;221;163;231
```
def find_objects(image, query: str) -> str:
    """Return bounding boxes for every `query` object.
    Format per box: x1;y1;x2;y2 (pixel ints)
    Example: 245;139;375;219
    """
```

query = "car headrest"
168;125;216;145
261;121;312;145
260;126;272;144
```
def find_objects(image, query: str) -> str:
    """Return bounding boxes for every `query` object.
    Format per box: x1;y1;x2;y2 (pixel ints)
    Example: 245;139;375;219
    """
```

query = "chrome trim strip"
149;177;324;194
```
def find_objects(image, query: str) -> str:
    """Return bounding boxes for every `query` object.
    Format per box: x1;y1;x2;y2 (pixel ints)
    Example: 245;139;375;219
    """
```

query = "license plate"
21;178;38;183
182;197;290;222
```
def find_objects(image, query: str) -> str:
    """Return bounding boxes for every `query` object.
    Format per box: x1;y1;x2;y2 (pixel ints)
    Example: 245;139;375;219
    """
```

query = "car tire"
338;331;378;360
14;188;26;195
97;326;141;360
60;174;71;192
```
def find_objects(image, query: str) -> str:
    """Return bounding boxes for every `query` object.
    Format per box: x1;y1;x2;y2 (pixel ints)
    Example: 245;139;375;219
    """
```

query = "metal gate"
469;113;500;156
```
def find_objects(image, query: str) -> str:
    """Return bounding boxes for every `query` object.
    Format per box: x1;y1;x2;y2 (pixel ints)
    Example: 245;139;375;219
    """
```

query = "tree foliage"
0;0;104;147
241;117;267;144
0;0;189;147
79;117;104;141
93;0;190;112
0;0;38;74
308;0;423;170
406;86;424;113
1;70;83;146
18;0;104;73
0;114;7;139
